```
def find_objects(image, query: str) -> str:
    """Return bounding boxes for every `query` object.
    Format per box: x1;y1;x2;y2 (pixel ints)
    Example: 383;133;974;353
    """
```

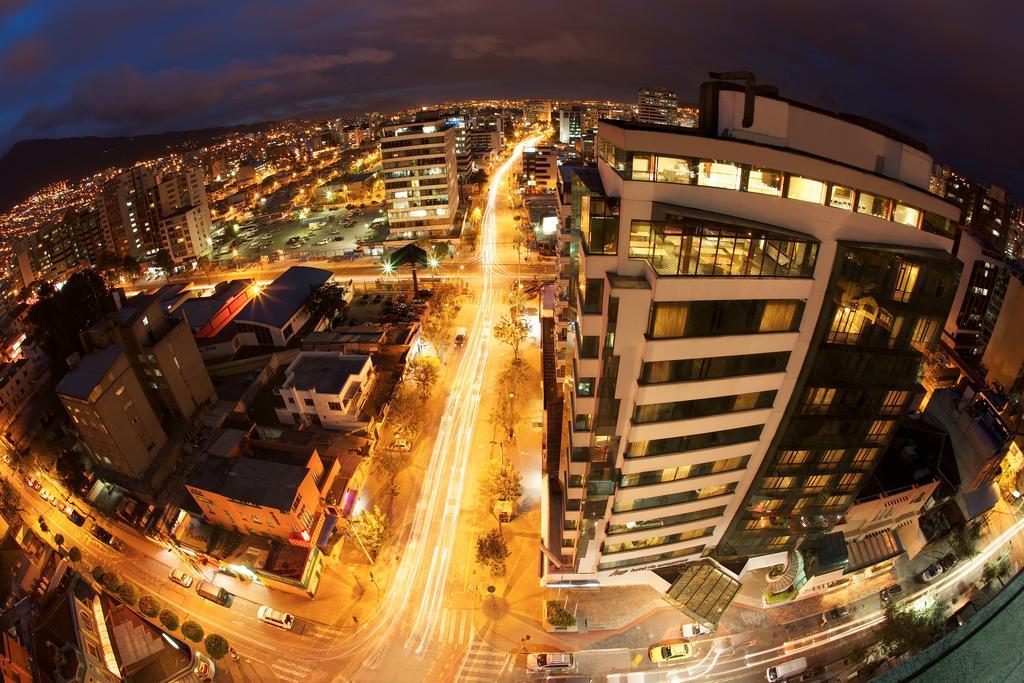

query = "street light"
381;260;394;275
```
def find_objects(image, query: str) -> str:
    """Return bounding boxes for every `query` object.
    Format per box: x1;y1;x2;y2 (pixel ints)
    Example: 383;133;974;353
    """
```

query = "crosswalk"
434;607;474;645
456;639;512;682
270;659;315;682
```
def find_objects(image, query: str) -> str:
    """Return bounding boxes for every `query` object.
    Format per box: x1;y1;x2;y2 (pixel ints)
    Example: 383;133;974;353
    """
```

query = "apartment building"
942;232;1010;365
544;77;962;588
275;352;375;430
99;166;161;259
523;146;559;193
158;205;213;264
15;205;107;287
637;87;679;126
380;118;460;240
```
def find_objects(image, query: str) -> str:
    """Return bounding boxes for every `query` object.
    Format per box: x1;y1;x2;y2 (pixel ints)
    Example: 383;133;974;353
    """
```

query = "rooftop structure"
234;266;332;347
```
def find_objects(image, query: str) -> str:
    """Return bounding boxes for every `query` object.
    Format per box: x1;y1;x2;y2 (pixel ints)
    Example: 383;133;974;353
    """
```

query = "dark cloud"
1;0;1022;195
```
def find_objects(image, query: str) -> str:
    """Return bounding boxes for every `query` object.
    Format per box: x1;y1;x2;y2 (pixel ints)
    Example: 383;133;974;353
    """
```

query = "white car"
257;605;295;630
526;652;575;673
681;622;712;638
387;439;412;452
169;568;194;588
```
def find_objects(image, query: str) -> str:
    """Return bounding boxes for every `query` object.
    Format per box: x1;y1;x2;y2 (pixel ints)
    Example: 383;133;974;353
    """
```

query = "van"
196;580;231;606
766;657;807;681
454;327;468;348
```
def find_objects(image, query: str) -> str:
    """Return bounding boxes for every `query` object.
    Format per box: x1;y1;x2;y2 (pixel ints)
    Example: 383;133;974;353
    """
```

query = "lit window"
746;168;783;196
655;156;692;184
856;192;893;219
892;261;920;303
893;203;922;228
786;176;827;204
820;449;844;465
803;387;836;414
696;161;741;190
828;185;855;211
779;450;810;465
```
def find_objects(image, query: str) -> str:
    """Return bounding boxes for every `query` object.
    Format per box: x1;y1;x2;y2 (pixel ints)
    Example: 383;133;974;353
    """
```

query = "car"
90;526;124;550
316;238;330;246
387;439;412;452
526;653;575;673
920;563;944;582
648;642;694;663
821;606;850;624
879;584;904;603
169;568;194;588
681;622;712;638
63;506;86;527
25;476;41;491
257;605;295;630
939;553;958;570
333;236;344;242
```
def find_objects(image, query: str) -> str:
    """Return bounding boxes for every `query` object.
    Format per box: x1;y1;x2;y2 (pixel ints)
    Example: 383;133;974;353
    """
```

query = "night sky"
1;0;1021;194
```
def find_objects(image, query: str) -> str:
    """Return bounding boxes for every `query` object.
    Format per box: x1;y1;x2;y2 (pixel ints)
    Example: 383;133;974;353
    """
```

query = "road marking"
270;660;313;683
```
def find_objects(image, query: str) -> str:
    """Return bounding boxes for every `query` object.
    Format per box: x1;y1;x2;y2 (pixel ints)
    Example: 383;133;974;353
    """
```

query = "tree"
468;168;489;185
196;255;212;274
407;356;440;401
27;269;117;367
154;249;176;275
371;441;411;488
420;282;463;359
305;282;349;325
159;609;180;631
204;634;230;660
983;555;1012;585
490;359;529;442
479;460;523;504
67;547;82;564
182;621;205;643
949;520;984;560
512;229;527;265
91;564;107;582
101;572;122;592
354;506;391;560
386;386;421;437
0;478;20;519
475;529;511;575
877;599;948;658
56;452;89;495
493;315;530;360
120;255;142;278
117;582;139;606
96;251;120;278
139;595;161;617
53;534;64;548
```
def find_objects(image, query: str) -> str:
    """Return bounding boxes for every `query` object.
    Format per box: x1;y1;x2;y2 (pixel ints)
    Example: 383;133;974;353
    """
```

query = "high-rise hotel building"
543;78;962;586
381;118;460;241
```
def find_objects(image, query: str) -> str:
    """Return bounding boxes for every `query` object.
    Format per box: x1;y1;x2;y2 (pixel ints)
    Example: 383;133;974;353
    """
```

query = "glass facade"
597;140;955;238
619;455;751;487
629;219;818;278
612;482;738;512
597;544;707;571
603;526;716;554
648;299;804;338
717;242;961;559
633;391;776;424
627;425;763;458
639;351;791;384
606;505;727;535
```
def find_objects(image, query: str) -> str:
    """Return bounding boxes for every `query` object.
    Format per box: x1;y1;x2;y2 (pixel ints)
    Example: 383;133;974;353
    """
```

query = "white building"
543;77;962;591
275;352;375;429
381;119;460;240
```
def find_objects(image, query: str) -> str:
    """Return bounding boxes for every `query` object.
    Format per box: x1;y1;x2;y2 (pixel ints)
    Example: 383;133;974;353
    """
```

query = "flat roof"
236;266;331;328
55;344;124;400
285;353;370;395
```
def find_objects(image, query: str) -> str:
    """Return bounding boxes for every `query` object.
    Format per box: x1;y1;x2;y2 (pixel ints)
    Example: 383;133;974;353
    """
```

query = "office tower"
445;114;475;182
380;118;460;240
524;100;552;126
638;86;679;125
544;77;961;583
555;104;583;144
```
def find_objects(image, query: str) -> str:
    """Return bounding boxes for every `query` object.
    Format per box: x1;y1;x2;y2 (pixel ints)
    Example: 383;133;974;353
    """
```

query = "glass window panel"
892;260;920;303
747;168;784;196
655;156;692;184
759;301;800;332
649;302;688;338
786;176;827;204
856;192;893;219
629;221;653;258
696;161;742;189
828;184;855;210
631;153;654;181
893;203;922;228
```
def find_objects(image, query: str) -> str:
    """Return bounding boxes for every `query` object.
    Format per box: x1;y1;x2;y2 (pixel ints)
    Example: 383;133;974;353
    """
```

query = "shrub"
68;547;82;563
100;572;122;592
116;582;139;605
138;595;161;617
159;609;179;631
54;533;64;547
91;564;106;581
181;621;204;643
204;634;229;660
545;600;577;629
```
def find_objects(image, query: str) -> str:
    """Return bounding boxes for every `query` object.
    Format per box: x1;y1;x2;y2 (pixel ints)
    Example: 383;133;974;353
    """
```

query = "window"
696;161;741;189
631;153;654;181
804;475;832;493
639;351;791;384
606;506;727;535
328;401;342;411
759;301;802;332
803;387;836;414
574;414;592;431
828;184;855;210
911;316;938;348
881;390;910;415
627;425;763;458
633;391;776;423
867;420;895;441
764;476;796;490
820;449;844;465
611;483;738;513
576;378;595;397
856;192;893;219
779;450;810;465
839;473;864;491
581;278;604;315
853;448;879;466
604;526;715;554
580;335;600;358
893;203;922;228
786;176;827;204
647;300;803;338
656;156;692;184
747;168;783;196
892;261;920;303
303;398;315;407
619;455;750;487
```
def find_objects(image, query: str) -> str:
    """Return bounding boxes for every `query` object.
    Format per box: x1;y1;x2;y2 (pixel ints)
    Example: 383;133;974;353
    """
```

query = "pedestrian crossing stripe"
271;660;313;682
435;607;474;644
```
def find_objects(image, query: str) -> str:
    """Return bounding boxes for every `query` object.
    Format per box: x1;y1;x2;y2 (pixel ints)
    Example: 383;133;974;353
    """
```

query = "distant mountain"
0;123;272;214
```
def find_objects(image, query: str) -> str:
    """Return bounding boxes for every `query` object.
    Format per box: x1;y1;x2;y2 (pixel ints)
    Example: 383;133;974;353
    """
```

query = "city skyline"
1;1;1023;197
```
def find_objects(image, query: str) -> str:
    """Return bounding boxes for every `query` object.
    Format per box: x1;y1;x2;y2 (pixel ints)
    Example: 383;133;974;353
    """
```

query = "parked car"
919;563;944;583
169;568;194;588
879;584;904;603
821;605;850;624
939;553;958;570
387;439;412;452
649;642;694;663
681;622;712;638
766;657;807;682
257;605;295;630
526;653;575;674
63;506;86;527
196;580;231;606
90;526;124;550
